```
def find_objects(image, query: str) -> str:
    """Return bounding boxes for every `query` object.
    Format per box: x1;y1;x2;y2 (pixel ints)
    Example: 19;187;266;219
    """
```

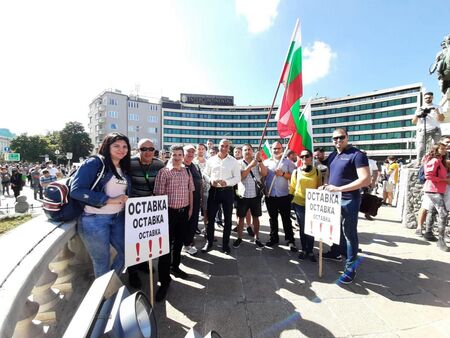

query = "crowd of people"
65;128;377;304
0;161;69;200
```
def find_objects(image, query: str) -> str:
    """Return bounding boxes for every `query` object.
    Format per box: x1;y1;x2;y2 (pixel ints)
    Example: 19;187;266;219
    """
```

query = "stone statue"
430;35;450;95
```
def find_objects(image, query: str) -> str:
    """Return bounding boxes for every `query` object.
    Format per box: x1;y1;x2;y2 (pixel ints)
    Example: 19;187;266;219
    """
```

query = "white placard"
304;189;342;246
125;195;169;268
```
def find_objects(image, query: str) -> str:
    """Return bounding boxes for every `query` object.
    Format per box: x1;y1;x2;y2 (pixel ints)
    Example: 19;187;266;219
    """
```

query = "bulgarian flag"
275;20;313;154
260;140;272;160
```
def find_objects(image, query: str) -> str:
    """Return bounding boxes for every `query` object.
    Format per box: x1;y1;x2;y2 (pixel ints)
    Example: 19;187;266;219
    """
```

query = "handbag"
359;193;383;217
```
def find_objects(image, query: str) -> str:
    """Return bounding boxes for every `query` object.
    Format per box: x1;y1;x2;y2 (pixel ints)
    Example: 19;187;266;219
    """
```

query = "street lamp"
55;149;60;165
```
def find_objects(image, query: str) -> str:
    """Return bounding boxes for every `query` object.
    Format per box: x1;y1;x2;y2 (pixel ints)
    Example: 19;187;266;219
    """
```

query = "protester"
71;132;131;278
30;165;43;200
313;148;329;184
321;128;370;284
289;149;322;262
263;141;297;251
128;138;165;288
10;168;24;199
233;144;267;248
182;144;202;255
386;156;399;206
153;145;195;301
39;169;57;194
421;143;449;251
201;139;241;254
1;167;11;196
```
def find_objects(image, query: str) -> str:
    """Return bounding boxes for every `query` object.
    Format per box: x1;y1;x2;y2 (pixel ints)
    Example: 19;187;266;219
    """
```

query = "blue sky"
0;0;448;134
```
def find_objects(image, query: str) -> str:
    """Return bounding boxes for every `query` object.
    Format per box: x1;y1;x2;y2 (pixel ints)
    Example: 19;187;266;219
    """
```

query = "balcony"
0;216;94;337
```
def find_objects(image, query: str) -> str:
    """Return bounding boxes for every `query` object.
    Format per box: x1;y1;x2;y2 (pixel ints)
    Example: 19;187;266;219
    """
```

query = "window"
128;114;139;121
108;111;118;118
108;98;118;106
128;125;134;132
148;127;157;134
128;101;139;108
148;115;158;123
110;123;118;130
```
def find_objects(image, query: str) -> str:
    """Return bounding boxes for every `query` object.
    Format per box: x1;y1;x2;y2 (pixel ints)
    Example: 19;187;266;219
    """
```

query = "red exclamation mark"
159;237;163;254
329;224;333;241
320;223;323;234
148;240;153;258
135;243;141;262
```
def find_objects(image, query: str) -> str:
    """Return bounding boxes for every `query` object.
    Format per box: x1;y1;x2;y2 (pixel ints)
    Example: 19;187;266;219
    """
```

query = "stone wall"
401;168;423;229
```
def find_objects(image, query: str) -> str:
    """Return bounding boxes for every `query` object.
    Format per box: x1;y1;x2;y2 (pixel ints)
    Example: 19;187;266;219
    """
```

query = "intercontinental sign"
180;93;234;106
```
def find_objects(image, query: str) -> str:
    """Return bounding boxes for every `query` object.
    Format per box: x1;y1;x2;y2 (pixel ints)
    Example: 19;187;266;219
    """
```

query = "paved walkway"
133;204;450;338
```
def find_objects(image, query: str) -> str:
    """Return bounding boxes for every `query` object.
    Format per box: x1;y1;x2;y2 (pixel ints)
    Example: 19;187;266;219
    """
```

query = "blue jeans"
292;203;314;253
78;212;125;278
330;196;360;270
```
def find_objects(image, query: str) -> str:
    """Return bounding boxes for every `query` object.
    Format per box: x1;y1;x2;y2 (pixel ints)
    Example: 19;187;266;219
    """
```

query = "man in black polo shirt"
321;128;370;284
128;138;165;288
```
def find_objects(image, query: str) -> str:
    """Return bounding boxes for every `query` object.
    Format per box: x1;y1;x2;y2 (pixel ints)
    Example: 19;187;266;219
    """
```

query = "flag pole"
257;19;300;151
267;134;293;196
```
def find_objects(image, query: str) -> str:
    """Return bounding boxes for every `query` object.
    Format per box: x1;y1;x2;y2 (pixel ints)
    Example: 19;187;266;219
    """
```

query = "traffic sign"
66;152;73;160
3;147;10;153
4;153;20;161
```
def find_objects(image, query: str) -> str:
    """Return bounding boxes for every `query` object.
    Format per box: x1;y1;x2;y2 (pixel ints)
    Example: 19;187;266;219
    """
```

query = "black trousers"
206;187;234;249
184;191;201;245
265;195;294;243
158;207;189;286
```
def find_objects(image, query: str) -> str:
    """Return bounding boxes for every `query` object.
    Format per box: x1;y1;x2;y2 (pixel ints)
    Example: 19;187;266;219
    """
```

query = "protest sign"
124;195;169;268
305;189;341;246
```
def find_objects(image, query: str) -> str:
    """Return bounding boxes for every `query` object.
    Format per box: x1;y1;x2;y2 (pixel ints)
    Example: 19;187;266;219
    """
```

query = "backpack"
418;165;426;184
42;156;105;222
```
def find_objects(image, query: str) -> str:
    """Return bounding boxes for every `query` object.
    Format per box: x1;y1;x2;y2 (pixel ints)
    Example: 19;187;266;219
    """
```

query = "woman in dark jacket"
10;168;24;199
71;133;132;277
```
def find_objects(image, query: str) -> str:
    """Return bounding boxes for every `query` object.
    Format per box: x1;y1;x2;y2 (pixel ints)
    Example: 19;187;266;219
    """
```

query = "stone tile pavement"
127;205;450;337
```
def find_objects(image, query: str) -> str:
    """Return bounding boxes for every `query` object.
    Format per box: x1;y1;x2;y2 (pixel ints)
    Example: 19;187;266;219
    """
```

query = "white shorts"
421;193;432;211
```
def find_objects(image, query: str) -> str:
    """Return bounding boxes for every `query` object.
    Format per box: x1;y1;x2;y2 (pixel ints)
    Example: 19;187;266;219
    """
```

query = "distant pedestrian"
10;168;24;199
1;167;11;196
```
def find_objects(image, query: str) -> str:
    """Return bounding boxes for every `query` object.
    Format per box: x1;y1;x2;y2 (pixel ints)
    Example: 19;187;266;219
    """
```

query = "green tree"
59;122;93;161
10;134;51;162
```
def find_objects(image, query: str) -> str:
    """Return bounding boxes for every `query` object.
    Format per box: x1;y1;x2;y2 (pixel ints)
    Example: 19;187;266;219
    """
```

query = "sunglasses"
300;154;311;159
332;135;346;141
140;147;155;152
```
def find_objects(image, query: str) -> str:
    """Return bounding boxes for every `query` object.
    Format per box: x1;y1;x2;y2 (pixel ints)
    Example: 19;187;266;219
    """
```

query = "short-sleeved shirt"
415;103;441;131
263;158;296;197
237;160;262;199
153;166;195;209
325;146;369;200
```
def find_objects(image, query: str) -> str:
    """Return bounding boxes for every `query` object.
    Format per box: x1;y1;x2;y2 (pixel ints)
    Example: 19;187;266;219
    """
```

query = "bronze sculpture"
430;35;450;95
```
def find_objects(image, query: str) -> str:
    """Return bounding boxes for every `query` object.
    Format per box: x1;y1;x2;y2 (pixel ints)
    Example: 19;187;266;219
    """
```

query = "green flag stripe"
286;46;302;86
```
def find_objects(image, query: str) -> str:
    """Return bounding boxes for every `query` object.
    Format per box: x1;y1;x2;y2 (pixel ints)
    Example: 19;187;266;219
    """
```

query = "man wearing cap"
182;144;202;255
201;139;241;254
314;148;329;184
128;138;165;288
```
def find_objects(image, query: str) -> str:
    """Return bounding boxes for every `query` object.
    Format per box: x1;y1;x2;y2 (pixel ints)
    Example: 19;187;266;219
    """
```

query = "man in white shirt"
201;139;241;254
412;92;445;163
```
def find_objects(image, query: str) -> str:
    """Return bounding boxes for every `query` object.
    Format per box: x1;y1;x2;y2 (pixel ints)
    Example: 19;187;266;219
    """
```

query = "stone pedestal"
401;168;423;229
439;89;450;134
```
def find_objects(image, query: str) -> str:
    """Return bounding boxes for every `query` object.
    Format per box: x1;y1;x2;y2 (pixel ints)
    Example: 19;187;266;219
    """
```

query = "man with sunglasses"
128;138;165;288
321;128;370;284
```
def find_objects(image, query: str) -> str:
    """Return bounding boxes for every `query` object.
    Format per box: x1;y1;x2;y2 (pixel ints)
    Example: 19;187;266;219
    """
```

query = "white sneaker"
183;245;198;255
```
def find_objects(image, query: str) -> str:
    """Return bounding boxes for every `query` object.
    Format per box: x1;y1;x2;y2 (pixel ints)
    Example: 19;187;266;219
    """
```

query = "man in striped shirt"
153;145;195;301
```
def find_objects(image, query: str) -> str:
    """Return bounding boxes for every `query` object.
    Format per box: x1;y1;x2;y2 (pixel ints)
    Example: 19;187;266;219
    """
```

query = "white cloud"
235;0;281;33
303;41;337;85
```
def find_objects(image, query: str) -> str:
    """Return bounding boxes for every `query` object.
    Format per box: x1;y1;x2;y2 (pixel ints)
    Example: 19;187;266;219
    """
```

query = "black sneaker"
323;251;342;261
365;214;374;221
171;267;189;279
232;226;238;232
233;238;242;248
298;251;307;260
339;269;356;284
423;232;438;242
223;246;231;254
309;253;317;263
255;239;264;248
288;242;298;252
265;240;279;247
246;226;255;237
201;242;212;253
